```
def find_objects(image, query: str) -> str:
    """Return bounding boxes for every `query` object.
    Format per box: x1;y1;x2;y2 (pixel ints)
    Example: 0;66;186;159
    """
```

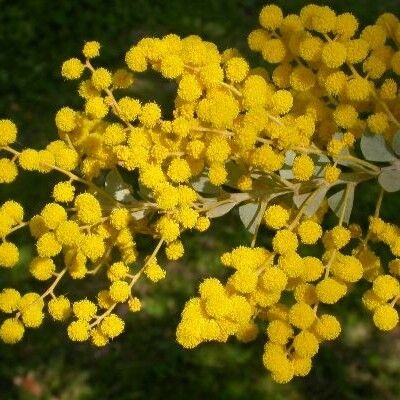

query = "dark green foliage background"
1;0;400;399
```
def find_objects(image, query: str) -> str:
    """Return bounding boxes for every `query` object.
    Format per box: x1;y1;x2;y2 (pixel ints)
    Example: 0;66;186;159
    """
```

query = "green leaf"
138;182;152;200
378;168;400;192
304;185;329;217
105;169;135;203
327;185;355;224
191;175;220;195
225;161;243;188
279;151;295;179
360;132;396;162
284;150;296;166
392;131;400;157
206;200;238;218
312;153;330;177
294;186;329;217
239;201;267;234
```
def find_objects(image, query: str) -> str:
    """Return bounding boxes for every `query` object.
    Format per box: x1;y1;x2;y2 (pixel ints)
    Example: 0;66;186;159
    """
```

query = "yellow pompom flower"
75;193;102;224
0;242;19;268
55;107;77;132
372;275;400;301
85;96;108;119
83;41;100;58
0;119;17;146
100;313;125;338
331;226;351;249
225;57;249;83
144;258;166;282
262;39;286;64
0;159;18;183
117;97;141;121
278;252;304;278
335;13;359;38
292;154;314;181
178;75;202;102
322;42;347;68
18;149;40;171
67;320;90;342
272;229;298;254
128;297;142;312
91;67;112;90
61;58;85;80
373;304;399;331
91;328;109;347
267;320;293;345
333;104;358;129
55;220;81;246
325;71;347;96
109;280;130;303
248;29;268;52
21;307;44;328
125;46;147;72
346;77;371;101
97;290;114;309
139;102;161;128
314;314;341;340
293;330;319;358
167;158;191;183
0;318;25;344
36;232;61;258
208;163;227;186
104;123;126;146
316;278;347;304
112;69;133;89
0;288;21;313
107;262;129;282
324;165;341;183
360;25;386;50
81;234;105;262
290;66;316;91
165;240;184;261
331;255;363;283
160;55;184;79
263;205;289;230
41;203;67;230
29;257;55;281
367;112;389;134
110;208;130;230
48;296;71;321
53;181;75;203
73;299;97;320
259;4;283;30
1;201;23;223
289;302;316;330
298;220;322;244
302;257;324;282
195;216;210;232
271;90;293;115
299;37;323;62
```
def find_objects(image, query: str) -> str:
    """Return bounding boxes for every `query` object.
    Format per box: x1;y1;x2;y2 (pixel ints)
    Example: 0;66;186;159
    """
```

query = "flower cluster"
1;2;400;385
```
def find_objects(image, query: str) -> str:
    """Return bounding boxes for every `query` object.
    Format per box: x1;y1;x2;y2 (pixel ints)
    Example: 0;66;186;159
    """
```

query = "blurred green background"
1;0;400;399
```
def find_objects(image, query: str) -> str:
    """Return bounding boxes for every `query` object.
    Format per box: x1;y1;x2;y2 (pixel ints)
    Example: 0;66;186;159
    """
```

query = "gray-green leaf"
360;132;396;162
392;131;400;157
239;201;266;234
206;201;238;218
191;175;220;195
378;168;400;192
105;169;135;202
327;185;355;224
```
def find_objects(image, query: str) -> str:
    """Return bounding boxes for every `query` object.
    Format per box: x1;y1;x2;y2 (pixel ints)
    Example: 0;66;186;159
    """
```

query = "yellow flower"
0;119;17;146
